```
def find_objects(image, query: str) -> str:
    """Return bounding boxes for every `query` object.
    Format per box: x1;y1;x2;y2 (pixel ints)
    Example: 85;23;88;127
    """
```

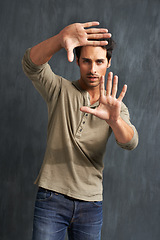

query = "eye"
83;59;90;63
96;60;104;65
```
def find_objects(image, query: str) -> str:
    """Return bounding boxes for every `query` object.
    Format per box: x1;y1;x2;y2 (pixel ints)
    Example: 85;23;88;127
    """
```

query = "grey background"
0;0;160;239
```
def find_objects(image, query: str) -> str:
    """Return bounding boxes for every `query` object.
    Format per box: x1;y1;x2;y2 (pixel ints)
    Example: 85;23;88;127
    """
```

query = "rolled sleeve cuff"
22;48;48;75
116;125;139;150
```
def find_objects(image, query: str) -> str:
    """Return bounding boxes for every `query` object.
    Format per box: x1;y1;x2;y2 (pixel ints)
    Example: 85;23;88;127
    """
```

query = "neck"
78;79;100;105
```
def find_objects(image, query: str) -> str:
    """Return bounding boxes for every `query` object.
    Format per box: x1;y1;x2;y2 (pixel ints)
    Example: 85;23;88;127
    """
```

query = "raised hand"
59;21;111;62
80;72;127;124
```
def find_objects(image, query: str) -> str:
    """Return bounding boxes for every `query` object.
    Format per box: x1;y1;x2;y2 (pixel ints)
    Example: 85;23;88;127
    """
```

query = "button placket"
75;92;90;139
75;112;89;138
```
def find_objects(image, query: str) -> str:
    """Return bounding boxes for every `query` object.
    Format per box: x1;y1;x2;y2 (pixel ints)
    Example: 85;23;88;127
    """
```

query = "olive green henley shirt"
22;49;138;201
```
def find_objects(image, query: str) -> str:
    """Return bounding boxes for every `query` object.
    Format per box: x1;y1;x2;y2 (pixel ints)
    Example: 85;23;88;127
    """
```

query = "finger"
86;40;108;46
106;72;113;96
82;21;100;28
87;33;112;39
67;49;74;62
80;106;95;115
99;76;105;97
86;28;108;34
112;75;118;98
118;84;127;102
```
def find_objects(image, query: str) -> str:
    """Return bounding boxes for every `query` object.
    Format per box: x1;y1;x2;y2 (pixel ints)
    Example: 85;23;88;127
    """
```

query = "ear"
76;57;80;66
107;59;111;68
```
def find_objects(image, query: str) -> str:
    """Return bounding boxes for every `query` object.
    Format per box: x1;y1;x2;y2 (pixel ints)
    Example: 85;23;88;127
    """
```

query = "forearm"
30;33;62;65
107;117;134;144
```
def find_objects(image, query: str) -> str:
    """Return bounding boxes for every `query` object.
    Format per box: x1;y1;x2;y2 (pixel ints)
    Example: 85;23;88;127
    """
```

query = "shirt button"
79;129;82;132
83;121;85;124
85;113;88;116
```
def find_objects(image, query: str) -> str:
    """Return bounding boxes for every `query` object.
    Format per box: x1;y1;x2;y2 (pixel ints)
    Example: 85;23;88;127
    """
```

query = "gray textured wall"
0;0;160;239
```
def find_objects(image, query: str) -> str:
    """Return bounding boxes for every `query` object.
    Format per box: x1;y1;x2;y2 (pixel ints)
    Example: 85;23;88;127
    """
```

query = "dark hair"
75;37;116;63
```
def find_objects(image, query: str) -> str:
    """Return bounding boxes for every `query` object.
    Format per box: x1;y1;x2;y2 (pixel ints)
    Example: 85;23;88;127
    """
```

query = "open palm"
80;72;127;124
59;22;111;62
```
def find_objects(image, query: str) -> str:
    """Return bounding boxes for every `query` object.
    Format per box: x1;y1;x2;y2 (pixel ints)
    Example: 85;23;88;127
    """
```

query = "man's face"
77;46;110;90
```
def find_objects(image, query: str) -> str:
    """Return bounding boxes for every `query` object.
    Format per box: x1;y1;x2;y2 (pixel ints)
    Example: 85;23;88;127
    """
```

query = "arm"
80;72;138;148
30;21;111;65
22;22;111;102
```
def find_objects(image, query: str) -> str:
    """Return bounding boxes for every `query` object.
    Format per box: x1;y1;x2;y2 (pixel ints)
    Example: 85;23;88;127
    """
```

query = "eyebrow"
82;58;105;62
82;58;91;61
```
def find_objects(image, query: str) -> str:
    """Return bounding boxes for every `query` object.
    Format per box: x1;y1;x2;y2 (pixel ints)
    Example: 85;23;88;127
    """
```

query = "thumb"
80;106;95;115
67;49;74;62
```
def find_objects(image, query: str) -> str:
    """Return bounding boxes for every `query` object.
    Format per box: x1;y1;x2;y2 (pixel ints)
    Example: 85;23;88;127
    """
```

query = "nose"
90;62;96;74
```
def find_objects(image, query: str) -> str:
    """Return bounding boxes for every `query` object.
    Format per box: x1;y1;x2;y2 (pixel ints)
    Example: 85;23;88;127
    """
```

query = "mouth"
87;75;99;81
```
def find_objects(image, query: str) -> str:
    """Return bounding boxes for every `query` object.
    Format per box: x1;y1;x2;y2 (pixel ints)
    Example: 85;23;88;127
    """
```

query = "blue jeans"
32;187;103;240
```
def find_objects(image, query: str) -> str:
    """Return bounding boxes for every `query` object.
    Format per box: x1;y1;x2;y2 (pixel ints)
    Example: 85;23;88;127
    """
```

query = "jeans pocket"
92;201;103;207
36;188;53;202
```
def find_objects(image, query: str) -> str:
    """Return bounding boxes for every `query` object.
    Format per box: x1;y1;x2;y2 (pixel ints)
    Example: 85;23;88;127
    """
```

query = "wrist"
58;28;68;49
50;34;63;52
105;116;122;128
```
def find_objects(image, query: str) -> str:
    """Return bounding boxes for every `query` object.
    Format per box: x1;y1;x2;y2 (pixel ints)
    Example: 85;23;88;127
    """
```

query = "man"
22;21;138;240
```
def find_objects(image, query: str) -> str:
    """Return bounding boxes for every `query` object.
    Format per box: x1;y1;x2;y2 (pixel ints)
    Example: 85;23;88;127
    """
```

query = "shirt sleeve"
116;102;139;150
22;48;62;103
